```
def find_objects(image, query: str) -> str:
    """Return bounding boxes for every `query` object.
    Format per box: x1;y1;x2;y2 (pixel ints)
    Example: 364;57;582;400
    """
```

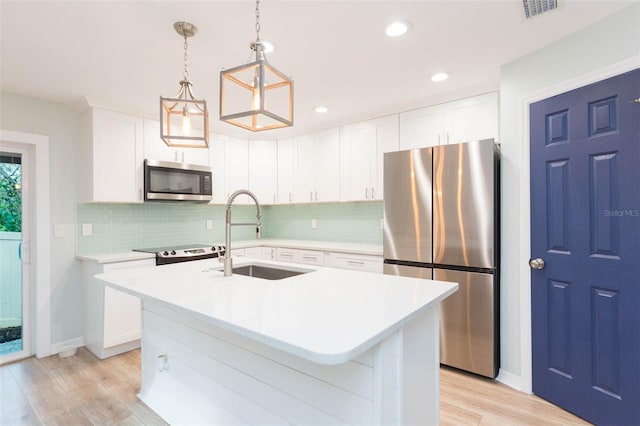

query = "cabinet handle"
289;192;292;202
310;191;313;202
314;191;318;201
302;255;318;260
346;260;365;265
438;134;441;145
365;187;369;199
280;253;293;257
371;187;376;199
273;193;276;204
174;151;178;162
181;151;185;163
446;133;450;144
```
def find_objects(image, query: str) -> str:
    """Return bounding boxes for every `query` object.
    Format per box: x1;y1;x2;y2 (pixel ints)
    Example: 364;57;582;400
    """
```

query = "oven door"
144;159;212;202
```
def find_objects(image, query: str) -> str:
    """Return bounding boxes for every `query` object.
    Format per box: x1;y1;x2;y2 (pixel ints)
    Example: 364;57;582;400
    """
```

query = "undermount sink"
222;263;313;280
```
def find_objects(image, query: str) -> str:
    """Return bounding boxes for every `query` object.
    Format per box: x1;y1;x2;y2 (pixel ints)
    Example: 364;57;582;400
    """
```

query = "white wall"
498;4;640;391
0;92;82;346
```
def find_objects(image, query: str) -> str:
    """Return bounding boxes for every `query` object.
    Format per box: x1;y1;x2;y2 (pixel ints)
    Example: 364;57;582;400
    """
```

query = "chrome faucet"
223;189;262;276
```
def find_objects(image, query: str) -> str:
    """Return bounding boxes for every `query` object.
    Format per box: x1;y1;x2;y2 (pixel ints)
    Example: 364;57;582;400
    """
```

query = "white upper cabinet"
340;115;399;201
81;108;144;203
399;92;498;149
314;128;340;202
277;138;296;204
209;133;227;204
295;129;340;203
248;140;278;205
340;121;375;201
444;92;499;144
143;118;209;166
399;104;444;149
209;134;249;204
373;115;400;199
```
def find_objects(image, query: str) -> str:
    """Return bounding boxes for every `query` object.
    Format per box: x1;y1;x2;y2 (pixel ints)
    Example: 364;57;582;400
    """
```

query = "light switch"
53;224;65;238
311;219;317;229
82;223;93;237
206;220;213;230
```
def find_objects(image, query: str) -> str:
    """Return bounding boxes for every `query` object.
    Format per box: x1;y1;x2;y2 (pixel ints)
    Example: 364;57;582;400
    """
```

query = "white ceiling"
0;1;634;140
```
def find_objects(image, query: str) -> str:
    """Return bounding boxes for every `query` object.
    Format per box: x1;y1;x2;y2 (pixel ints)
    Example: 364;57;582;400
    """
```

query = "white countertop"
76;251;156;263
77;239;382;264
96;257;457;365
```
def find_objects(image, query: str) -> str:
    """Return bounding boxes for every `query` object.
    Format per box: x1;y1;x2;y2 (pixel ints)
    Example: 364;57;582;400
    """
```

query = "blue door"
530;69;640;425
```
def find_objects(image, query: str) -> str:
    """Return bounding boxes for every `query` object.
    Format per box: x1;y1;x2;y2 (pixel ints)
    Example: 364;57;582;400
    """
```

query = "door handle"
529;258;545;270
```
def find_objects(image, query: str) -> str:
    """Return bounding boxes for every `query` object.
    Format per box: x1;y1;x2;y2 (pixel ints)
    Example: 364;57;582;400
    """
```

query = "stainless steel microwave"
144;159;212;202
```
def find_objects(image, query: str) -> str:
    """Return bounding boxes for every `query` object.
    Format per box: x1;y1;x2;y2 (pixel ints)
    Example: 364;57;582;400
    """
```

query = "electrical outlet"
206;219;213;230
82;223;93;237
53;224;65;238
311;219;317;229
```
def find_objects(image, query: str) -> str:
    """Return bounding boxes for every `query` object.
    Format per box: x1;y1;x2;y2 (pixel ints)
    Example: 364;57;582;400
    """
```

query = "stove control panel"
155;245;226;264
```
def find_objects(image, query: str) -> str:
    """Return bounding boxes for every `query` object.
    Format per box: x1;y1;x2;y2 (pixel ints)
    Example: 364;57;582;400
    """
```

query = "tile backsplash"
76;201;383;255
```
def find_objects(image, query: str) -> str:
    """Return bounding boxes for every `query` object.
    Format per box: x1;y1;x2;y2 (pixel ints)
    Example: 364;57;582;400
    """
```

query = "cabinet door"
373;115;399;200
295;134;317;202
248;140;277;204
91;108;144;202
261;246;276;260
314;128;340;202
143;118;175;162
277;138;296;204
102;258;154;349
340;121;375;201
444;92;498;144
224;136;249;203
209;133;227;204
144;118;209;166
399;105;444;149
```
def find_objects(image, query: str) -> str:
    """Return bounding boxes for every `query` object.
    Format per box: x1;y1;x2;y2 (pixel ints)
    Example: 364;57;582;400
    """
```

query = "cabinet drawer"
327;253;383;273
244;246;262;258
276;248;326;266
276;248;297;262
296;249;326;266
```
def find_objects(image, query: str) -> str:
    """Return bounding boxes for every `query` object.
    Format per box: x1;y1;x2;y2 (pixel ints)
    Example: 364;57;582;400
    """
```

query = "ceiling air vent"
523;0;558;19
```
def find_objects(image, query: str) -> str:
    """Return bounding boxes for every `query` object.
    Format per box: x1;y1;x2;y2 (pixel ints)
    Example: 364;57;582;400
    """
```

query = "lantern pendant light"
220;0;293;131
160;21;209;148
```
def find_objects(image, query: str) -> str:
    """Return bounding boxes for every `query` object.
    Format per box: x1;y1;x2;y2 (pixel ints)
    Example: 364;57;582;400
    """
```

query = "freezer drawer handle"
529;258;545;270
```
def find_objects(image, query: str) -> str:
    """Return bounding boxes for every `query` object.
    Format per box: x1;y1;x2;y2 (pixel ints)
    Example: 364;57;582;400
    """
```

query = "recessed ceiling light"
431;72;449;82
261;41;274;53
314;106;329;113
385;20;411;37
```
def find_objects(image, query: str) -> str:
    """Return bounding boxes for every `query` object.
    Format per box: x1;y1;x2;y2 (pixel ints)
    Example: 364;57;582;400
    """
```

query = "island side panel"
139;300;378;425
401;304;440;425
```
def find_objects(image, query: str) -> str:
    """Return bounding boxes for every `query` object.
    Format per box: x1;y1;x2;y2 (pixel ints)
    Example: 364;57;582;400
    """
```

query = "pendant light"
220;0;293;131
160;21;209;148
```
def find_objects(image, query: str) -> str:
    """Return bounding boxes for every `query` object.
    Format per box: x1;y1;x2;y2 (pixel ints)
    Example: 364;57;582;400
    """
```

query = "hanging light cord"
255;0;261;42
182;33;190;82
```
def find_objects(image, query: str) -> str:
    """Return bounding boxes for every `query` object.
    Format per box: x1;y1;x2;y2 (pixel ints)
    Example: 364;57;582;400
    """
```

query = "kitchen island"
96;257;457;425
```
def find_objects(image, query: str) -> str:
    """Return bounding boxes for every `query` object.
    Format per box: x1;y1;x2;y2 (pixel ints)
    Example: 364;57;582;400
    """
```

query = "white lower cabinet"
326;252;383;273
82;258;155;359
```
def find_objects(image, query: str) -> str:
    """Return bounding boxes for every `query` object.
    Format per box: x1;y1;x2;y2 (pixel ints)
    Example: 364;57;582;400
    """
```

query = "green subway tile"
76;201;383;254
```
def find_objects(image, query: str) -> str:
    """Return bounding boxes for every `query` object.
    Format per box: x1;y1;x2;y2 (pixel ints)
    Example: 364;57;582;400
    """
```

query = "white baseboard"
50;337;84;355
496;368;527;393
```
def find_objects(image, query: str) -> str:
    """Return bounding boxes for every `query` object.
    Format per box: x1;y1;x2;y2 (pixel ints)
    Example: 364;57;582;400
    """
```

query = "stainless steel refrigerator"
383;139;499;378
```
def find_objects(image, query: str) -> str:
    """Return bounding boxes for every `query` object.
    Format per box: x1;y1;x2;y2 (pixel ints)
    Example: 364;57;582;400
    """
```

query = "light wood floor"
0;347;590;425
